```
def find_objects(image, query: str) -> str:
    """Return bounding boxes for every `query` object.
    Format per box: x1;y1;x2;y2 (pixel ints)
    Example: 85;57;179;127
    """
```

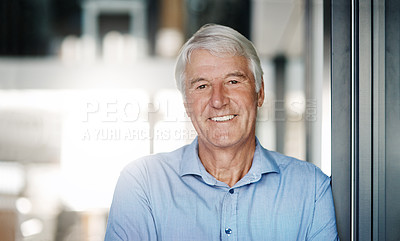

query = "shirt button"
225;228;232;234
229;189;234;194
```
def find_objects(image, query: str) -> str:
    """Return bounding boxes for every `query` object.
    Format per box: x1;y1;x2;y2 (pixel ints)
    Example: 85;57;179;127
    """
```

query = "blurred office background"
0;0;331;240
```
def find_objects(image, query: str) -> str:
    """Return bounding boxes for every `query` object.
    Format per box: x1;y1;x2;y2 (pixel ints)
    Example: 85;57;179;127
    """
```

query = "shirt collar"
234;138;280;187
252;137;280;175
179;137;280;186
180;137;202;177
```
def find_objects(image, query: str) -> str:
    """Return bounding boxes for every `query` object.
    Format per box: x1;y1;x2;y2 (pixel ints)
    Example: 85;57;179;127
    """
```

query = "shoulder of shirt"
261;147;329;179
121;143;190;175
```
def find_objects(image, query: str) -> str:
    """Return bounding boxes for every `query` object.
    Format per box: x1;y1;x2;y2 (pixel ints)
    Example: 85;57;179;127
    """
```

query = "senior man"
105;24;339;240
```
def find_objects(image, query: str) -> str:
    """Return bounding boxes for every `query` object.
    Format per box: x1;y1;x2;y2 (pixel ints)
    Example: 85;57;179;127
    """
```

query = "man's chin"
200;135;240;149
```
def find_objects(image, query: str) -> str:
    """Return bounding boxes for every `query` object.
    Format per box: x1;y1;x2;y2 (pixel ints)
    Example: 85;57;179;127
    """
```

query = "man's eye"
197;84;206;89
229;80;239;84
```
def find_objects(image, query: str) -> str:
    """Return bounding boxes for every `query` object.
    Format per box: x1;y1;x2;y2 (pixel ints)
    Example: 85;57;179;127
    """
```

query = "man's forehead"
187;50;250;71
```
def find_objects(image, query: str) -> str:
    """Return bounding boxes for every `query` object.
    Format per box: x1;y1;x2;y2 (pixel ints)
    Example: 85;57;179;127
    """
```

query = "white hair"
175;24;264;97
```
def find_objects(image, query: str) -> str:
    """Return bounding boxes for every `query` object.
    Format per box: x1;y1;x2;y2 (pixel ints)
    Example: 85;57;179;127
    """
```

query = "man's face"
184;49;264;149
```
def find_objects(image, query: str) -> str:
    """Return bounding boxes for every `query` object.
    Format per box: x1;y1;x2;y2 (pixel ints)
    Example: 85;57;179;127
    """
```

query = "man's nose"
210;84;229;108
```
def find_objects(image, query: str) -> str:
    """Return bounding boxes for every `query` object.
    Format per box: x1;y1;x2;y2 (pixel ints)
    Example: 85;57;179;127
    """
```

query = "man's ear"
257;79;265;107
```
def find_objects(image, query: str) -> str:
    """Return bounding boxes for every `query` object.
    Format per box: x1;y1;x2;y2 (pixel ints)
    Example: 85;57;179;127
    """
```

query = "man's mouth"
210;115;237;122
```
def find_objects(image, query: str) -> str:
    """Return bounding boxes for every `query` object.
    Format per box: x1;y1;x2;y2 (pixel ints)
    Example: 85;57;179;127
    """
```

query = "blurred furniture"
0;209;17;241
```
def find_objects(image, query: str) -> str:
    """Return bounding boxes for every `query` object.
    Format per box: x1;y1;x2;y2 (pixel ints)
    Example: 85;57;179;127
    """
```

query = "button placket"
221;189;238;240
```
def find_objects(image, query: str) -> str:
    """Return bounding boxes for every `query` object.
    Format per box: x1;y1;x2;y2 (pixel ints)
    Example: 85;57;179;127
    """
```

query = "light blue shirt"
105;137;339;241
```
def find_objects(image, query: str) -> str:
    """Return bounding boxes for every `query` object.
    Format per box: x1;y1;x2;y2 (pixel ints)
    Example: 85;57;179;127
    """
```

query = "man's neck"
198;137;256;187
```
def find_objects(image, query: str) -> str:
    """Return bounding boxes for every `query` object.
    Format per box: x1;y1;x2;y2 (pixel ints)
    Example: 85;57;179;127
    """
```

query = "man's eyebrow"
225;71;247;78
189;77;206;86
188;71;247;86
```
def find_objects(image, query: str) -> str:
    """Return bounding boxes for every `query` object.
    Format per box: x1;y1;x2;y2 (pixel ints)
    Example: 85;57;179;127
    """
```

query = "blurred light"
285;91;306;120
61;35;96;64
61;35;80;63
21;218;43;237
321;82;331;176
60;90;151;210
156;28;184;57
153;89;195;153
103;31;138;64
0;91;62;164
0;162;25;195
0;89;153;211
122;34;139;62
154;122;196;153
103;31;124;64
255;60;276;150
25;165;61;215
16;197;32;214
153;89;188;121
81;35;96;63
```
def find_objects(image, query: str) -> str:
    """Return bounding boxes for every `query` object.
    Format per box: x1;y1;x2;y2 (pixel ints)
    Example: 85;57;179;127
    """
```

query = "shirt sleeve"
307;168;340;241
104;161;158;241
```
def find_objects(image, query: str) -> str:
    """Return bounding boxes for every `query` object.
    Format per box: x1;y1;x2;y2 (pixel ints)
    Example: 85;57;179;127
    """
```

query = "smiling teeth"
211;115;235;122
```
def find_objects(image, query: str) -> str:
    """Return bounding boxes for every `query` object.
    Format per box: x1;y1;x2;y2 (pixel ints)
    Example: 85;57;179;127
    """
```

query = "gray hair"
174;24;263;97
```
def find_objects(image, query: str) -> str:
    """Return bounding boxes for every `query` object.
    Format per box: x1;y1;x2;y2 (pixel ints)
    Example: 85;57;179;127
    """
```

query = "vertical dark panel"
146;0;160;56
304;0;314;165
358;0;373;240
0;0;21;55
50;0;82;37
372;1;386;240
0;0;54;55
185;0;251;39
385;0;400;240
330;0;351;240
273;55;287;154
